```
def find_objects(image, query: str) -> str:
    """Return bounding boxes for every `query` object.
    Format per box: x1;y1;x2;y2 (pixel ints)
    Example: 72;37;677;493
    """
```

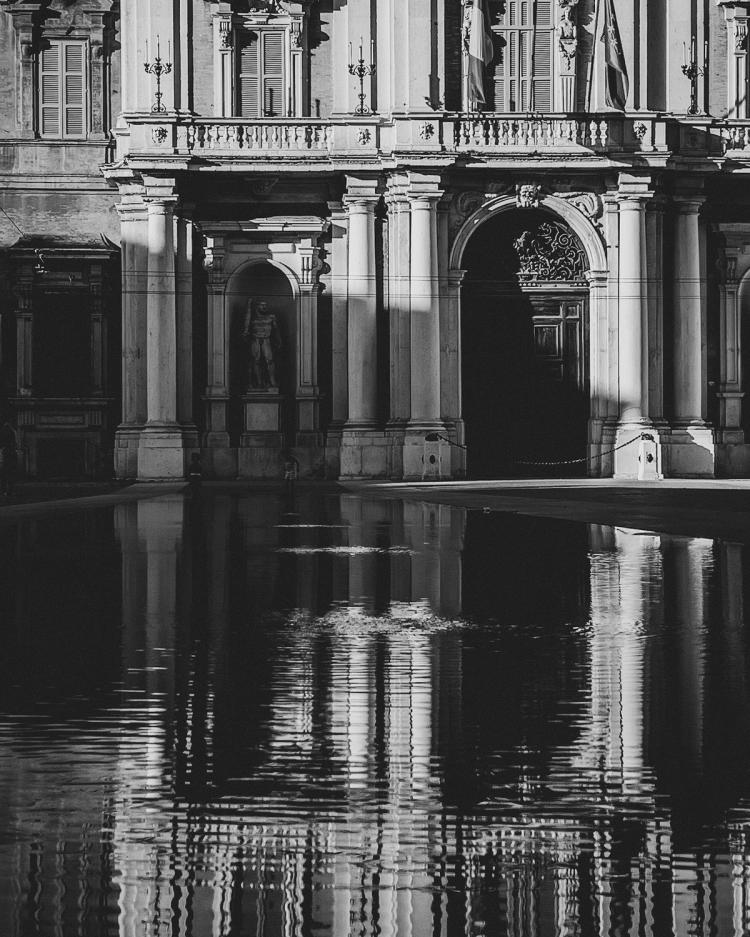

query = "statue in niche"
242;298;282;389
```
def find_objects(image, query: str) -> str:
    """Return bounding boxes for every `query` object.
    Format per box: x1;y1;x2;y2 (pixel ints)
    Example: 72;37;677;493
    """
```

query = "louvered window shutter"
262;32;284;117
495;0;554;113
39;41;86;137
238;30;261;117
237;28;286;118
40;47;62;137
64;43;85;137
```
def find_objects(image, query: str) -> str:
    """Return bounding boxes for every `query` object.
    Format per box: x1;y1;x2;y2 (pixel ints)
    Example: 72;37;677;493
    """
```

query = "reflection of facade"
7;3;750;479
89;496;750;935
8;496;750;934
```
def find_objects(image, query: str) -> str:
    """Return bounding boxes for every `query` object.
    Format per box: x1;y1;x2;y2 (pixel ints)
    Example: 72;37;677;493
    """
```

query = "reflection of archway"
461;208;591;477
225;261;296;446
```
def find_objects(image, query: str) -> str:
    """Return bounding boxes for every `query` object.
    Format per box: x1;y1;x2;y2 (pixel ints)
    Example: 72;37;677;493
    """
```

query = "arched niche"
224;259;297;442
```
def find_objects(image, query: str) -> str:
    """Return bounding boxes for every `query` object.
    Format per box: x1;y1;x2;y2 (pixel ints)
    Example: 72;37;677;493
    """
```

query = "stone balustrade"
187;120;334;153
718;121;750;151
116;114;750;164
452;115;610;151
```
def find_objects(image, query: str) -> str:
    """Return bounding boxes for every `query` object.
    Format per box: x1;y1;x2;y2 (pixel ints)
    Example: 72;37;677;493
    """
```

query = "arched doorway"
461;208;591;477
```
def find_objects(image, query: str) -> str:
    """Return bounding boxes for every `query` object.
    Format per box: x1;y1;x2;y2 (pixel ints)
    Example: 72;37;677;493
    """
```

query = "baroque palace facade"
3;0;750;481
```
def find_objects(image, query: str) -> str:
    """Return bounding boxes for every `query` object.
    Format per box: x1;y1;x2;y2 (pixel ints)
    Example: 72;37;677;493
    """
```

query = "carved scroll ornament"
513;220;588;281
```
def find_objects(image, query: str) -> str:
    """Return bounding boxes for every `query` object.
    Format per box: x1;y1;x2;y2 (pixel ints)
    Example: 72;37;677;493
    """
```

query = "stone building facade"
3;0;750;481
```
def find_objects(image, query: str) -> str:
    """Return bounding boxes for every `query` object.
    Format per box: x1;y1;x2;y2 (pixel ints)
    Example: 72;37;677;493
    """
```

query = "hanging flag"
466;0;495;109
602;0;629;110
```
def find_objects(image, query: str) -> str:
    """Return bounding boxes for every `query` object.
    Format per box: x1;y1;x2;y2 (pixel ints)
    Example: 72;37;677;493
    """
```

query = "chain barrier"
427;432;654;469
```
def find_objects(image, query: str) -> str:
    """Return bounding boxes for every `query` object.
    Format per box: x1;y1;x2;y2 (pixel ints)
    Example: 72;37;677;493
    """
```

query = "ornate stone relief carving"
556;191;603;227
558;0;580;67
513;221;588;282
735;20;749;53
516;183;543;209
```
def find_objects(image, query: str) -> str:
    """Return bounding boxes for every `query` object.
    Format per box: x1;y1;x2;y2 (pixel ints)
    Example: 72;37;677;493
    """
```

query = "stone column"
146;199;177;424
403;181;448;480
385;176;411;479
324;201;349;477
715;238;746;474
296;243;322;445
670;195;715;477
344;196;377;426
13;270;33;396
175;213;196;443
138;180;185;480
614;178;662;478
115;191;148;480
340;178;387;478
201;235;231;457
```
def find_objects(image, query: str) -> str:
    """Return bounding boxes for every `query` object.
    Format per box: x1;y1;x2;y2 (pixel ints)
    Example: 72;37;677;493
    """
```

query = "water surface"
0;490;749;936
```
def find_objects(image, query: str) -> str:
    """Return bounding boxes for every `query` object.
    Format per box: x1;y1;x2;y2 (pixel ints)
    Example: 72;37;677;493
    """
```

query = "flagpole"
586;0;601;112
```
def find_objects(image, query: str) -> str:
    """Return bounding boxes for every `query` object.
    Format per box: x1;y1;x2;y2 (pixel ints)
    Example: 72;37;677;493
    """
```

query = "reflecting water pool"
1;489;750;936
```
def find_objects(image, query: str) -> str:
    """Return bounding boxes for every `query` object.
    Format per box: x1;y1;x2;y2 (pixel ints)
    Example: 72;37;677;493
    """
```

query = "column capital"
616;172;654;203
672;193;706;213
343;194;379;213
343;174;381;203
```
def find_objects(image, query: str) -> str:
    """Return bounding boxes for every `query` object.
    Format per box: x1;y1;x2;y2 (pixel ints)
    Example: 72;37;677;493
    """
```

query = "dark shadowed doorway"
461;208;590;478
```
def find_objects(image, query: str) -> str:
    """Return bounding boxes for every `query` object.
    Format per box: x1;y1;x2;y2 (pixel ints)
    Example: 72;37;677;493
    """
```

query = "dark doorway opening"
461;209;590;478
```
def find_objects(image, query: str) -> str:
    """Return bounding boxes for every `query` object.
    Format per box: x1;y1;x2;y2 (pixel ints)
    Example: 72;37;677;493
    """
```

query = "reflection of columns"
671;538;712;770
344;193;378;426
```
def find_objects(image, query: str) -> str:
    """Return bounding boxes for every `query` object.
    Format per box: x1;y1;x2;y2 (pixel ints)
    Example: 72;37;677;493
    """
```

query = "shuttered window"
495;0;554;113
236;29;286;118
39;41;87;138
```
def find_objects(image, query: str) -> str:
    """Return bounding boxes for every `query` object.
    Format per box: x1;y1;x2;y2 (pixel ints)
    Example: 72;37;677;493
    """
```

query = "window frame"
37;38;89;141
495;0;555;114
234;25;290;119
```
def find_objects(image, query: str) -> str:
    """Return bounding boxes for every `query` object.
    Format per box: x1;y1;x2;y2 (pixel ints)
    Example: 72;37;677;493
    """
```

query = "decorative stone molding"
357;128;372;146
558;0;580;68
513;220;589;282
418;122;435;141
516;183;543;209
151;126;169;144
556;191;604;229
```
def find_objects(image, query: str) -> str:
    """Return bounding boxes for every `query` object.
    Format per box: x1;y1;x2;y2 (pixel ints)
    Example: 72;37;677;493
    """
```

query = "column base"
613;422;666;480
339;425;389;479
138;425;186;481
401;422;453;480
716;441;750;477
665;423;715;478
115;425;143;480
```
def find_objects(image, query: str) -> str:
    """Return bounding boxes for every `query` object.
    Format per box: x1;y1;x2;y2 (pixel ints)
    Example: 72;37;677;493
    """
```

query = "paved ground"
342;478;750;542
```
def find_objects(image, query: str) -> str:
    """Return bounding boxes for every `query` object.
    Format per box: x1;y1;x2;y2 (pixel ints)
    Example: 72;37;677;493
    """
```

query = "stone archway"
455;199;601;477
